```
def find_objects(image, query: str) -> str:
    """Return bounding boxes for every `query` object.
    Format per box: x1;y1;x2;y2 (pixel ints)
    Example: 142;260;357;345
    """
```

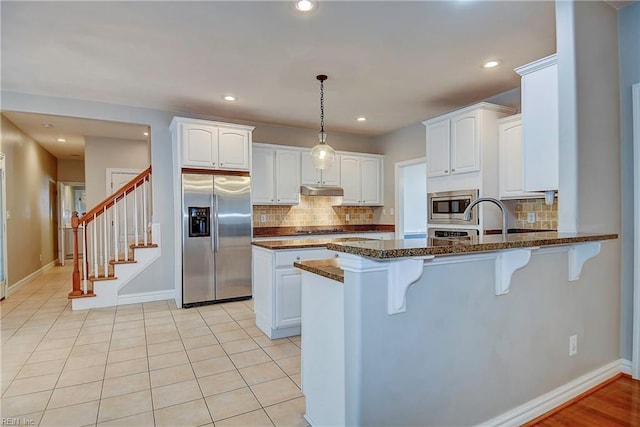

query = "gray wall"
344;245;620;425
371;123;426;224
617;1;640;361
84;136;150;207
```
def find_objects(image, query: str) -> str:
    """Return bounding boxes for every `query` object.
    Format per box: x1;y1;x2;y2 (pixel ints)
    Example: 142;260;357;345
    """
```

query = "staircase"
68;167;161;310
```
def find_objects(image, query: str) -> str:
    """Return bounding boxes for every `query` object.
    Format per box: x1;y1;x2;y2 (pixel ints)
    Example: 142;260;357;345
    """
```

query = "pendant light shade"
310;74;336;170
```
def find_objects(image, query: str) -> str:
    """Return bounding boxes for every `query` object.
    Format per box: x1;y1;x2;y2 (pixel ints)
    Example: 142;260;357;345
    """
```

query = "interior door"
108;169;142;253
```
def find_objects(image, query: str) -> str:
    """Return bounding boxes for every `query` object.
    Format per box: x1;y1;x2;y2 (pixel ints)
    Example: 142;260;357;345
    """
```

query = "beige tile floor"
0;265;308;427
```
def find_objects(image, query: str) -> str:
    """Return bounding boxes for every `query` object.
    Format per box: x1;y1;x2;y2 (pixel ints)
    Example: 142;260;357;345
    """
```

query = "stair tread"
109;259;137;265
68;291;96;299
130;243;158;249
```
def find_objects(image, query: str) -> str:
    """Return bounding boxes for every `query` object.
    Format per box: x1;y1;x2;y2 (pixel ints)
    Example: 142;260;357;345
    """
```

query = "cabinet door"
499;119;525;198
426;120;451;177
275;268;302;329
275;149;300;204
182;124;218;168
300;150;321;185
218;128;250;170
252;147;275;204
321;154;341;186
340;156;361;204
360;157;382;205
451;112;480;174
521;63;559;192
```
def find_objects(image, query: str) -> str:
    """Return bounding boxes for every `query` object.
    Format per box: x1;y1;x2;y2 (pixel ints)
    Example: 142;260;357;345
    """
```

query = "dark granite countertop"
326;232;618;259
294;258;344;283
253;224;394;238
252;237;374;250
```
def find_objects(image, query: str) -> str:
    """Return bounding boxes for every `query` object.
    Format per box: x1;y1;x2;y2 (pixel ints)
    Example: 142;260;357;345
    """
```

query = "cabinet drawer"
275;249;336;268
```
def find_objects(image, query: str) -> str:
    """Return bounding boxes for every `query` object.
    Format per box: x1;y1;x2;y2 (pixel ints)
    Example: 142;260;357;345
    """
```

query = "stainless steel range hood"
300;185;344;197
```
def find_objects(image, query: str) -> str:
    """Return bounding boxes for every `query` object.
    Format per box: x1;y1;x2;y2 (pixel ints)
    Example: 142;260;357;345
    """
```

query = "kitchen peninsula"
296;231;618;426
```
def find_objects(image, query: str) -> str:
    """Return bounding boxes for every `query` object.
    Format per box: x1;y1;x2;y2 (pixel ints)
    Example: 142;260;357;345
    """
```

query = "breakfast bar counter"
297;231;620;426
326;231;618;259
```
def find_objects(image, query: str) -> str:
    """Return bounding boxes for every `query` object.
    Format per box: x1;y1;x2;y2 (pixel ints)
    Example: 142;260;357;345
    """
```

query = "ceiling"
0;1;560;139
1;111;149;160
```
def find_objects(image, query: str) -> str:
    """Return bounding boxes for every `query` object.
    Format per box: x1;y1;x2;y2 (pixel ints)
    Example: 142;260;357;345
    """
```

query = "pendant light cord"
319;79;325;134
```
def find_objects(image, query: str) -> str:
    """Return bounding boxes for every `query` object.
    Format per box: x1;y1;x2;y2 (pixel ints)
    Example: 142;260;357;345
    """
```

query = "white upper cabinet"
340;155;383;206
425;105;504;179
515;54;559;192
252;147;275;204
275;149;301;204
218;127;250;170
450;111;480;174
425;120;451;177
498;115;543;199
171;117;254;171
182;124;218;168
300;150;341;186
251;144;299;205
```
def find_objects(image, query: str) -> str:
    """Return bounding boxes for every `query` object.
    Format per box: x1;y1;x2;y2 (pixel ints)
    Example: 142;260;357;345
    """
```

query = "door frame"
394;157;427;239
0;153;7;300
632;83;640;379
57;181;85;266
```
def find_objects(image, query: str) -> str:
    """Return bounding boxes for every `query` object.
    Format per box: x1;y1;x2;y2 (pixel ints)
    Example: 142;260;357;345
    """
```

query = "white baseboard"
621;358;632;375
8;261;56;296
118;289;175;306
480;359;627;427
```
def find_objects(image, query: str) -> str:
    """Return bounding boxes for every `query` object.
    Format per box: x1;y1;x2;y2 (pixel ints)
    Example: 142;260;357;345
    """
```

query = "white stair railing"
69;167;152;298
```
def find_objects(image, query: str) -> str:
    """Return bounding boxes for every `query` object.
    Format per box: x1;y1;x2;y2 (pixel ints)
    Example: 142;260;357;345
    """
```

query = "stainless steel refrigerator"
182;173;252;307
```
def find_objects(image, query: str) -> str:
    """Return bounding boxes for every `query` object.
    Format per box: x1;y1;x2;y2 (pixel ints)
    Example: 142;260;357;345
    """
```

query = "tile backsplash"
513;197;558;230
253;195;376;227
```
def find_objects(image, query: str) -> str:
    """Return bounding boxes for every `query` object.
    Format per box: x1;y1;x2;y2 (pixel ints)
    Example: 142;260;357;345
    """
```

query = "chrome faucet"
463;197;508;238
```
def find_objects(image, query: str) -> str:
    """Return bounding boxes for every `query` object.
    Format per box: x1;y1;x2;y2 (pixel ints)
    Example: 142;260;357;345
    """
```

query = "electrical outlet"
390;208;395;216
345;214;350;221
382;209;387;215
6;210;10;220
39;254;43;261
260;214;267;223
527;212;536;224
569;335;577;356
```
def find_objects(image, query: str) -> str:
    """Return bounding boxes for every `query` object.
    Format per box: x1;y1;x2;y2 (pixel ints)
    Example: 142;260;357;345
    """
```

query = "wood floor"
529;375;640;426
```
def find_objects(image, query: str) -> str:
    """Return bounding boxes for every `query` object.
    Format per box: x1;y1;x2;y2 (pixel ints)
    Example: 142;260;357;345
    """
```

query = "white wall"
402;162;427;235
84;136;150;207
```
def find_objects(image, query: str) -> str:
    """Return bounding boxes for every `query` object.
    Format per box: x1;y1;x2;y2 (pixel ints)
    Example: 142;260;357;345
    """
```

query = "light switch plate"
527;212;536;224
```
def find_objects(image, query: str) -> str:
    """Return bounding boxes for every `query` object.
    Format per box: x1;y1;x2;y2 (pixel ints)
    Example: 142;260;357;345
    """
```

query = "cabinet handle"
322;181;325;184
212;162;216;166
317;181;320;184
271;199;274;202
296;256;301;260
451;169;455;172
444;170;448;174
335;253;339;258
220;163;224;166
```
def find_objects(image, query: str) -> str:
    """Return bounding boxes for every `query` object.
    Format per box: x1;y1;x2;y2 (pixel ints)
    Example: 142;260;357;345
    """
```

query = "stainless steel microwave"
428;189;479;225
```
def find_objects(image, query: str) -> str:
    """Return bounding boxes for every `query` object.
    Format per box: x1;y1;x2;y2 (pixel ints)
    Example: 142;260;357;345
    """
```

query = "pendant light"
310;74;336;170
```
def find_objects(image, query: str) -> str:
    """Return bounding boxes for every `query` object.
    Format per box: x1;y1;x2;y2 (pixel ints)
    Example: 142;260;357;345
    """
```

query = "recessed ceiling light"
57;137;66;143
483;59;502;69
357;117;367;122
143;132;149;136
42;123;53;128
295;0;316;12
223;95;237;102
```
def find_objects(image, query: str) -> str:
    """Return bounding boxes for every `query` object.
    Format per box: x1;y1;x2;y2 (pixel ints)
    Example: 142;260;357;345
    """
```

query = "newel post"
68;211;83;298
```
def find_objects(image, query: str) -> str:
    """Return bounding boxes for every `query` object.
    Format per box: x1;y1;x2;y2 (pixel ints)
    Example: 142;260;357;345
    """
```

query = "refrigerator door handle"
213;193;220;252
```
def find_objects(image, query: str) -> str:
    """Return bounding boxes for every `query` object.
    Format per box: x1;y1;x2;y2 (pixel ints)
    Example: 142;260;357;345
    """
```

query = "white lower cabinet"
274;268;302;329
252;245;336;339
